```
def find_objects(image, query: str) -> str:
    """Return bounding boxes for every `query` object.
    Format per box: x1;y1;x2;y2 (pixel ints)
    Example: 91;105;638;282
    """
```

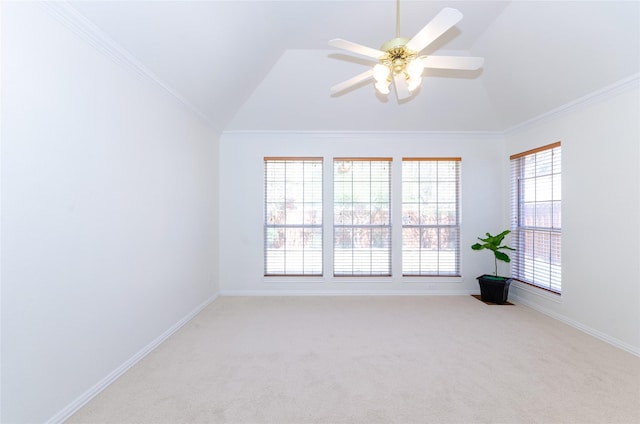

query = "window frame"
401;158;462;277
510;142;562;293
333;157;393;277
263;157;324;277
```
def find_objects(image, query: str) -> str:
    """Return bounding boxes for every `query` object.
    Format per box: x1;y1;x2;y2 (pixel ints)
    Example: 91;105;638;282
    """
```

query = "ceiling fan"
329;0;484;100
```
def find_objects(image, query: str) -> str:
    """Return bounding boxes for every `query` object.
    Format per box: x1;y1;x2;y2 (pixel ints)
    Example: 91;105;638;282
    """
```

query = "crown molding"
225;74;639;136
221;130;505;139
504;73;640;136
39;1;220;132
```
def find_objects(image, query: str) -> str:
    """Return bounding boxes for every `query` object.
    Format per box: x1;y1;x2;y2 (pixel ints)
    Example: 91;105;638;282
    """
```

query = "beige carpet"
68;296;640;423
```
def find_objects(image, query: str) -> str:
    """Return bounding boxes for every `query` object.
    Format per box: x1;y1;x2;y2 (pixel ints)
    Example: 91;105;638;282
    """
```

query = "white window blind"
510;142;562;292
264;158;323;276
333;158;392;276
402;158;461;276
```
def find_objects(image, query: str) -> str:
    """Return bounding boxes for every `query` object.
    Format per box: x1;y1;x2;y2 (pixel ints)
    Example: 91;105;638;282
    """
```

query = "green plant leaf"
495;251;511;263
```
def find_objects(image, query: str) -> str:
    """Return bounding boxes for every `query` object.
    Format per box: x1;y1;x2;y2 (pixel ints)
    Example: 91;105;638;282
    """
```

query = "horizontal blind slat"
265;158;323;276
402;159;460;276
334;159;392;276
511;145;561;292
509;141;561;160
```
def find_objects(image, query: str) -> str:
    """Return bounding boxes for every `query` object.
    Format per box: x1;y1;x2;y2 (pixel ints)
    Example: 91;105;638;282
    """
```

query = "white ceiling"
68;0;640;132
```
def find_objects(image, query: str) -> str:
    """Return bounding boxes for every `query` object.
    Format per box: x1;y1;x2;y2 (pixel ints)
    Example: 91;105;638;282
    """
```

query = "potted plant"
471;230;515;304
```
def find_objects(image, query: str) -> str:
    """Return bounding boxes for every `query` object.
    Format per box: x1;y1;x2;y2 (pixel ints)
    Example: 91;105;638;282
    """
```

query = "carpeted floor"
68;296;640;423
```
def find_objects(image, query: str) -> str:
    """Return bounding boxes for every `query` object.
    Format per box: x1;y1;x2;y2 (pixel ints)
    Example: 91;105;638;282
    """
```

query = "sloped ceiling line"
39;1;220;131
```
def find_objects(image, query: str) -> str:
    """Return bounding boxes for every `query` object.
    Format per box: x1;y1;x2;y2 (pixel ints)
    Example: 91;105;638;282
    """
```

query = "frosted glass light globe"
375;81;391;94
373;64;390;82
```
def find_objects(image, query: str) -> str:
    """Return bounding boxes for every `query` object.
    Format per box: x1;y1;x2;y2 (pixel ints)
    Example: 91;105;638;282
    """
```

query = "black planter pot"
477;274;512;304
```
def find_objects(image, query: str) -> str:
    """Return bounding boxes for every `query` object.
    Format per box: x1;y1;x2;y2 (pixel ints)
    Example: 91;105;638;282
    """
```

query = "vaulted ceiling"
68;0;639;132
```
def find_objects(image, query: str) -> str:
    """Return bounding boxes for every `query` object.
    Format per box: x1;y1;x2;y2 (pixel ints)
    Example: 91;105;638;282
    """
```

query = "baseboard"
220;289;476;296
46;293;219;424
510;293;640;357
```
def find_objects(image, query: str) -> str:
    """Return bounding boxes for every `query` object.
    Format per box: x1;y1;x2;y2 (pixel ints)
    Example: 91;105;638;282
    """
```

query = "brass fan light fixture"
329;0;484;100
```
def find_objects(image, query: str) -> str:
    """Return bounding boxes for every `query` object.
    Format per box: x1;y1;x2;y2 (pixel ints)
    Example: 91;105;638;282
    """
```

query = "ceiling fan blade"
393;75;411;100
329;38;385;60
405;8;463;54
420;55;484;70
330;68;375;95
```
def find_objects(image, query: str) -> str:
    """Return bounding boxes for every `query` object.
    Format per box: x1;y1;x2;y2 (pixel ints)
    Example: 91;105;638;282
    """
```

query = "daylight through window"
333;158;392;276
510;143;562;292
402;158;461;276
264;158;323;276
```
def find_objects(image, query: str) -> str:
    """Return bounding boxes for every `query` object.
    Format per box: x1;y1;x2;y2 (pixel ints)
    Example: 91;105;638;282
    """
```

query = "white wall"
505;78;640;354
1;3;219;422
219;131;505;295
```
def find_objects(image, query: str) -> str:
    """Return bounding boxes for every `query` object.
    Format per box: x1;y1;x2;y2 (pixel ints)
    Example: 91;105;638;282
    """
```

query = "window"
510;142;561;292
402;158;461;276
264;158;323;276
333;158;392;276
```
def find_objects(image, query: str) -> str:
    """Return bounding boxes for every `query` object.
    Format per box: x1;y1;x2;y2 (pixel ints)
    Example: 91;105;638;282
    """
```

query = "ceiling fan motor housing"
380;38;417;75
380;36;410;52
